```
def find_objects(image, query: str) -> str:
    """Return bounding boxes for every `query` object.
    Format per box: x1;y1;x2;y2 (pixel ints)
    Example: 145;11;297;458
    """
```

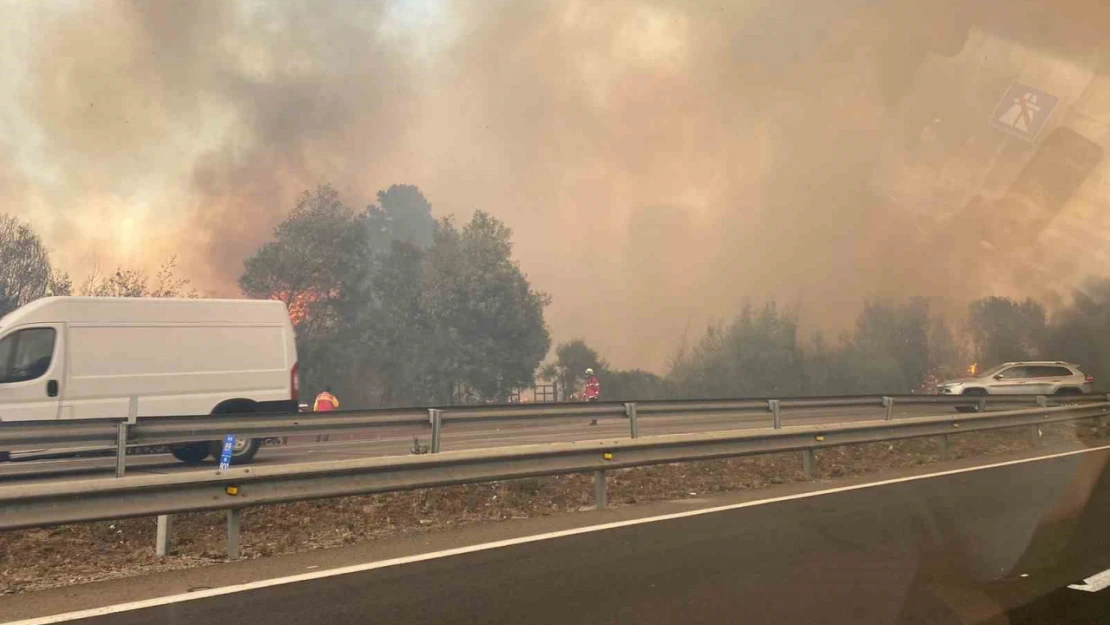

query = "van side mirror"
994;374;1004;380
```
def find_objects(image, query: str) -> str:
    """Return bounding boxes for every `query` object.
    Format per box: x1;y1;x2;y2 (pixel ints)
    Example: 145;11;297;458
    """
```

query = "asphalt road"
0;403;959;484
39;447;1110;625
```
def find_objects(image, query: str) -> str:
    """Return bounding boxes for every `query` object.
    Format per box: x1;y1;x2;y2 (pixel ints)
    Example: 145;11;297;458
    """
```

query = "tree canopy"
967;296;1047;366
240;186;550;407
79;256;196;298
0;215;61;316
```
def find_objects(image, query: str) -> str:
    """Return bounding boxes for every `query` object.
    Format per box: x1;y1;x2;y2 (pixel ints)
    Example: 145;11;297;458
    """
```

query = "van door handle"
46;380;58;397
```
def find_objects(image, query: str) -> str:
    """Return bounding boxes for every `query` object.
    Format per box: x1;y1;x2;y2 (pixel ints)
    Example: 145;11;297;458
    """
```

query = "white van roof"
0;297;291;328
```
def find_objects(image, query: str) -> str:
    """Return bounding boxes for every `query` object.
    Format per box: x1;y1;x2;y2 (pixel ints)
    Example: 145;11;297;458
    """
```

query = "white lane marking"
6;444;1110;625
1069;568;1110;592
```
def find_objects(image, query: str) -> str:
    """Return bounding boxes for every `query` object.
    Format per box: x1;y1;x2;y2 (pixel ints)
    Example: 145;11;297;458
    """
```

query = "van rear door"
0;324;63;421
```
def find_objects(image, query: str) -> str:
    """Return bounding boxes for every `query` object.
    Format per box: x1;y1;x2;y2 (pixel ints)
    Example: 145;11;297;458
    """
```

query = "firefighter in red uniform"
584;368;600;402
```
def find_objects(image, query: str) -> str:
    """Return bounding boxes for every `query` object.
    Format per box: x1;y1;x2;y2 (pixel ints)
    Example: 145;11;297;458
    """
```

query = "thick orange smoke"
3;0;1110;371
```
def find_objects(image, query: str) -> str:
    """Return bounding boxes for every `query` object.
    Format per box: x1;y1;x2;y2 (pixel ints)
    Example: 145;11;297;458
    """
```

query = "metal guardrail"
4;393;1104;454
2;402;1108;531
2;392;1107;475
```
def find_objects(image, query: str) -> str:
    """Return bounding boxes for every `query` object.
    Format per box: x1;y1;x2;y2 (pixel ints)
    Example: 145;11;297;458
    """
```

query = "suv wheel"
956;388;987;413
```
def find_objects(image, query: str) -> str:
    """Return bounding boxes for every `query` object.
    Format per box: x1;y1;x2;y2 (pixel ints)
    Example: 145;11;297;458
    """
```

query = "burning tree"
239;185;362;325
240;185;551;409
265;289;327;327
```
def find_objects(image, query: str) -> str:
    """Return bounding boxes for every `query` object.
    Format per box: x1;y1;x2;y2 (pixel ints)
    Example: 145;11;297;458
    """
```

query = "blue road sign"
219;434;236;470
989;81;1059;141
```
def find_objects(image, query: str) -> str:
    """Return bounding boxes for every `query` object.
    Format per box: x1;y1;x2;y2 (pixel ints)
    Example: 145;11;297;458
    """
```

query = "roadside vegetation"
5;187;1110;407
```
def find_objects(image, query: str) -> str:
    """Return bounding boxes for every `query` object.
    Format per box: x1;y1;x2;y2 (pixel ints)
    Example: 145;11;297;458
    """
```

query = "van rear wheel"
208;400;262;465
171;444;210;464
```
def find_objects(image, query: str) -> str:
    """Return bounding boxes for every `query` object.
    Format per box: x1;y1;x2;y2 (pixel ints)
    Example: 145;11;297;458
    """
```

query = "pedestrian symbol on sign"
998;93;1041;133
989;82;1058;141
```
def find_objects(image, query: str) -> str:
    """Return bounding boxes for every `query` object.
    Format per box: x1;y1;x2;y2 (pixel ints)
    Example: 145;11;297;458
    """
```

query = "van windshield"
0;327;56;384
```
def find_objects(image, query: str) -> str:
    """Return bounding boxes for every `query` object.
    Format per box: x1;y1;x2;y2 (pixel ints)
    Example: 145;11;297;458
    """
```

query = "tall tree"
365;184;435;252
967;296;1046;367
240;184;366;331
339;240;429;406
240;187;551;409
239;185;368;401
421;212;551;403
0;215;57;316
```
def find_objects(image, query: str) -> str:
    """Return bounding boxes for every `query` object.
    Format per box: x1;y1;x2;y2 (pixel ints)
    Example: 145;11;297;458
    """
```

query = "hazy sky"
2;0;1108;370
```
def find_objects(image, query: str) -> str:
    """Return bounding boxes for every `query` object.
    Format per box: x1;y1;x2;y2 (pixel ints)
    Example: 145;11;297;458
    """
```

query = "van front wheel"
208;437;261;465
171;444;210;464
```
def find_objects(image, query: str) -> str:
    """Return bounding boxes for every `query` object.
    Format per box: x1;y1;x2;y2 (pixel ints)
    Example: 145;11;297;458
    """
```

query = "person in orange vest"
313;387;339;442
314;387;339;411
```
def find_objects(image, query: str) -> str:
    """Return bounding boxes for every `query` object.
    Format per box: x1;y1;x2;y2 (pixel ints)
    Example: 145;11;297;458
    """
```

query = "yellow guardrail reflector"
603;453;613;461
226;485;240;496
815;435;825;442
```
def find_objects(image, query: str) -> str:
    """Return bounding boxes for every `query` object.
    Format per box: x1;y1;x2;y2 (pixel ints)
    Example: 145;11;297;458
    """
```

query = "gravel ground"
1;422;1102;595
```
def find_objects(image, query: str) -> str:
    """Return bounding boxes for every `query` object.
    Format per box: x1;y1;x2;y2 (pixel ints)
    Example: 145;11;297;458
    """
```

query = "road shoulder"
2;440;1099;623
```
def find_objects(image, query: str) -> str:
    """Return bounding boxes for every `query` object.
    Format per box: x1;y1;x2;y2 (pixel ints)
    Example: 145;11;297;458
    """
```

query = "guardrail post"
768;400;781;429
882;397;894;421
115;396;139;478
430;409;442;453
227;509;241;561
155;515;173;556
802;449;816;478
1032;396;1048;447
625;402;639;439
594;470;607;509
939;435;950;461
1099;396;1110;437
115;422;128;478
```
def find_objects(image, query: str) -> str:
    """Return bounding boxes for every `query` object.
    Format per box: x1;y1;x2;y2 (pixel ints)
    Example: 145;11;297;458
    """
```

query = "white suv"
937;361;1093;396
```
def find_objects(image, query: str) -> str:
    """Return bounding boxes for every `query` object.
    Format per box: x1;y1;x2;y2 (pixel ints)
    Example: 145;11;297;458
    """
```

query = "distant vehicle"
0;296;299;465
937;361;1093;396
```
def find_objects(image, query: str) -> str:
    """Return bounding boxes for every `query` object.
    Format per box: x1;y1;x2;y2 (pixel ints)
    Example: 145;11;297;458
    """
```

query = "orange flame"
967;363;978;376
270;290;324;326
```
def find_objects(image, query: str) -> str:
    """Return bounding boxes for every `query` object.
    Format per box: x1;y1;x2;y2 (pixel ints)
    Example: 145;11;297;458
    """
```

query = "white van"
0;296;298;464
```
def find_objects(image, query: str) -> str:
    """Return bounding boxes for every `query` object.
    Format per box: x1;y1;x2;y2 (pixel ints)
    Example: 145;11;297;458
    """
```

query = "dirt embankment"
1;423;1101;595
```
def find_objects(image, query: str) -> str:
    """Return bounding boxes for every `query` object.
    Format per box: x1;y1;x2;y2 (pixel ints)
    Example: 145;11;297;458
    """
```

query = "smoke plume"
2;0;1109;370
